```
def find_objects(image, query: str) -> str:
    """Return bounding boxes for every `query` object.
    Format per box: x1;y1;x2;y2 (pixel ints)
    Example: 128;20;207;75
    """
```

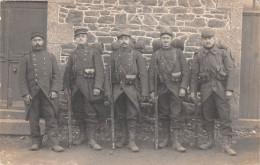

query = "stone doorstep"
0;109;25;120
0;119;45;135
232;119;260;129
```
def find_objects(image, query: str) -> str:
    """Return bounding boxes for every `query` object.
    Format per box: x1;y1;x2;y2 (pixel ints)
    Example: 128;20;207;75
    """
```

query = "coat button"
35;74;38;76
34;64;36;66
44;63;46;65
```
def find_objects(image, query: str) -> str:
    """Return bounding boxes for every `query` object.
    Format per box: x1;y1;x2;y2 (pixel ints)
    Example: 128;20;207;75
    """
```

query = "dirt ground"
0;135;259;165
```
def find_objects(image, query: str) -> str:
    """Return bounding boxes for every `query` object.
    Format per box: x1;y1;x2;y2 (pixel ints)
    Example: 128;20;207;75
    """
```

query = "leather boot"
199;131;215;150
51;145;64;152
222;136;237;156
30;144;41;151
159;120;170;149
73;123;86;146
172;130;186;152
128;128;139;152
87;124;102;151
115;120;128;148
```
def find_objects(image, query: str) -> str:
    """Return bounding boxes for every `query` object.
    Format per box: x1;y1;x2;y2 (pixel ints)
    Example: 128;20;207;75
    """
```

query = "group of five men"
18;27;237;156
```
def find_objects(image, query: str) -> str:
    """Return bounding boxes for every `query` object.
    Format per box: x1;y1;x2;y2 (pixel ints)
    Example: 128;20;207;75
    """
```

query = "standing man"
63;28;104;150
18;32;64;152
190;29;236;156
105;31;149;152
149;28;190;152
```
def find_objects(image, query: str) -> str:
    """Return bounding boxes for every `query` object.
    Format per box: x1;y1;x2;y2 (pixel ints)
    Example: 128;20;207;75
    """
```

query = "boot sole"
88;144;102;151
223;149;237;156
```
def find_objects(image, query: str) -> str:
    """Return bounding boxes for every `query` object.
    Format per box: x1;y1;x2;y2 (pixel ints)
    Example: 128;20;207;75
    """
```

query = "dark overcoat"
63;44;104;102
190;45;235;103
105;47;149;111
18;50;60;121
148;46;190;97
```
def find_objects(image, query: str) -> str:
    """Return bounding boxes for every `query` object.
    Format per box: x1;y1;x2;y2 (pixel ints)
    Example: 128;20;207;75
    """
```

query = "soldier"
190;29;236;156
63;28;104;150
18;32;64;152
149;28;190;152
105;31;149;152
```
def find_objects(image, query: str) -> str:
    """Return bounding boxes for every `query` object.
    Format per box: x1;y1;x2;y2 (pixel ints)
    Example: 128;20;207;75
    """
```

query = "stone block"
178;0;189;7
84;17;98;23
96;32;110;36
217;0;243;9
48;3;59;22
94;0;102;4
100;10;110;15
115;14;127;24
64;4;77;8
142;14;159;26
47;22;73;44
143;7;153;13
59;7;69;14
47;44;62;60
186;34;202;46
66;10;83;24
142;26;155;31
119;0;138;5
91;5;104;10
124;6;137;13
159;14;175;26
87;25;99;31
146;32;160;38
129;25;141;30
200;0;216;8
179;27;197;33
192;8;205;14
176;14;195;21
129;15;142;25
87;33;96;43
208;19;227;28
185;17;206;27
176;21;185;26
170;7;188;14
98;16;114;24
140;0;157;6
84;11;100;16
98;37;114;43
59;13;66;19
130;31;146;36
164;0;177;6
185;46;199;52
76;0;93;3
137;37;152;45
153;7;169;13
230;8;242;29
189;0;202;7
104;0;118;4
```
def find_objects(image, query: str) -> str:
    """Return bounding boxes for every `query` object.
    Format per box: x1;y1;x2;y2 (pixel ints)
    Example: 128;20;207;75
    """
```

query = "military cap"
31;32;44;40
201;28;214;38
74;28;88;37
160;28;173;37
117;30;131;39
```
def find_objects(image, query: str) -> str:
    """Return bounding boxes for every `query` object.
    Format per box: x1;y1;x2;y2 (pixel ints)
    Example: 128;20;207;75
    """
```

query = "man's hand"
178;88;186;97
225;91;233;99
49;91;58;99
93;88;101;96
190;92;197;102
150;92;155;100
104;95;111;106
23;94;32;104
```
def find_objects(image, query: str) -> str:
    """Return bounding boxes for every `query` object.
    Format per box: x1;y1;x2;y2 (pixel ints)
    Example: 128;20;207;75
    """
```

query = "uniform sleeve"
148;52;156;93
18;56;30;97
222;50;235;91
179;50;191;89
93;48;104;90
190;52;200;93
137;51;149;96
51;54;60;92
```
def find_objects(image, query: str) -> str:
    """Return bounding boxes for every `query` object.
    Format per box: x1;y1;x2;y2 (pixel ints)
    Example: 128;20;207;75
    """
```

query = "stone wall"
46;0;243;119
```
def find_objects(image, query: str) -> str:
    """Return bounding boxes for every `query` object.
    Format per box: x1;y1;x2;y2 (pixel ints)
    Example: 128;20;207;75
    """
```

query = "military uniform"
190;29;236;156
148;29;190;152
63;28;104;149
105;31;149;152
18;33;61;150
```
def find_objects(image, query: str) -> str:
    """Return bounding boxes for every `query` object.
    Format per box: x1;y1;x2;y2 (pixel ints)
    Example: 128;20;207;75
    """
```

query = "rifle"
65;88;73;148
108;60;116;150
154;58;159;150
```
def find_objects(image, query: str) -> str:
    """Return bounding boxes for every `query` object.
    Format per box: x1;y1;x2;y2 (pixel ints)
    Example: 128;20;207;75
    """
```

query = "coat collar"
201;44;218;56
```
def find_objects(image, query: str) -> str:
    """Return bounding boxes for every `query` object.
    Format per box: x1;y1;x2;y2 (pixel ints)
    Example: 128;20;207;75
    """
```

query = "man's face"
202;36;215;48
75;34;88;45
160;34;172;49
119;36;130;48
31;36;44;51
